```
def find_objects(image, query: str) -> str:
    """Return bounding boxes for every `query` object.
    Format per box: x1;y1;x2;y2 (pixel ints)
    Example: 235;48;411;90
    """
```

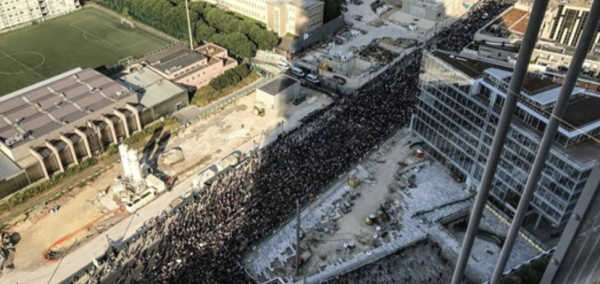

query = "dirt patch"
12;184;114;270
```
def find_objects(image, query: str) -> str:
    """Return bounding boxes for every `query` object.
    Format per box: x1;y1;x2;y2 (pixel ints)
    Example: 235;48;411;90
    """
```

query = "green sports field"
0;8;171;96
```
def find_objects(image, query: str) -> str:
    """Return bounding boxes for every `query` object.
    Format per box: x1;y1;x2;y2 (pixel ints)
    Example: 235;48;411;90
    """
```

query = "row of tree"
209;64;251;91
96;0;279;58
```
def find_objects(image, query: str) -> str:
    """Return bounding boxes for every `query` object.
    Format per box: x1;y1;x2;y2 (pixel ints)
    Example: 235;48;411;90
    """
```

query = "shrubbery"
193;71;260;107
209;64;251;91
95;0;279;58
0;158;98;212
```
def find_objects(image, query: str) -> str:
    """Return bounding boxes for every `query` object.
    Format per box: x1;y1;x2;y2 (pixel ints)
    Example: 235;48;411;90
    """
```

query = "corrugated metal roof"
119;67;187;108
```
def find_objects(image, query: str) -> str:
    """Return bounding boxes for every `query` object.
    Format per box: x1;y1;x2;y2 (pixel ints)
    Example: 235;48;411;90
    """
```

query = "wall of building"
140;91;188;126
400;0;445;21
284;16;344;55
256;81;299;109
478;45;518;61
411;53;596;227
205;0;268;22
175;59;237;88
0;170;31;200
291;2;323;36
0;0;79;31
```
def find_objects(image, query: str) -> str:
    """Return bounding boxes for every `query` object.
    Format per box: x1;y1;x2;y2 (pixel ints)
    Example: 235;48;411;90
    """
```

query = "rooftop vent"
14;133;24;141
5;138;16;147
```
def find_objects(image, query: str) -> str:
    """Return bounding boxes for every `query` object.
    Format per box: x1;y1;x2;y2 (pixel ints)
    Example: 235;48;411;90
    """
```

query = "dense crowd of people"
71;0;512;283
434;0;513;52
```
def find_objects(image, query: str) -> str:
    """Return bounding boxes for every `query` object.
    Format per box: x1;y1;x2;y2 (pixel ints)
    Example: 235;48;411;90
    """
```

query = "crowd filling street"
68;1;512;283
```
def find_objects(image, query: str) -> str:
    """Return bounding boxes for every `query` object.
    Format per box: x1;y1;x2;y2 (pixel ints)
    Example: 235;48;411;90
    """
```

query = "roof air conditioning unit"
5;138;15;147
14;133;24;141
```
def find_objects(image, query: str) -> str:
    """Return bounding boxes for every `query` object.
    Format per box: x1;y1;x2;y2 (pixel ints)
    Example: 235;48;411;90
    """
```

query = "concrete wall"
293;2;324;36
287;16;345;55
256;81;299;109
479;45;518;61
401;0;445;21
323;57;372;77
206;0;268;22
140;91;188;125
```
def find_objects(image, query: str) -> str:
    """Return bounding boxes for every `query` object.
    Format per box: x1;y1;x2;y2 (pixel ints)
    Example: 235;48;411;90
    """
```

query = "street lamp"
184;0;194;50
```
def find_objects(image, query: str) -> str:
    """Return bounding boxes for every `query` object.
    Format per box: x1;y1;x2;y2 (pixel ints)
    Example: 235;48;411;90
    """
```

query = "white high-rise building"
0;0;80;30
205;0;324;37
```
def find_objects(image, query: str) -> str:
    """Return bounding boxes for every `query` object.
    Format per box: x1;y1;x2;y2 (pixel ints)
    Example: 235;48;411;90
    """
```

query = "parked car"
306;73;321;85
332;75;347;85
276;61;290;68
291;67;306;78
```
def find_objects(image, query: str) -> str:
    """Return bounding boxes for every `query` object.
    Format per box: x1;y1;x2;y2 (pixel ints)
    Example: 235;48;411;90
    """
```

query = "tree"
195;24;216;43
233;64;250;79
323;0;342;23
96;0;278;57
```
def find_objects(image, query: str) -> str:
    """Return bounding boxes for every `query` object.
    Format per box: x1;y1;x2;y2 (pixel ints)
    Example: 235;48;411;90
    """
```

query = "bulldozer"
253;106;265;117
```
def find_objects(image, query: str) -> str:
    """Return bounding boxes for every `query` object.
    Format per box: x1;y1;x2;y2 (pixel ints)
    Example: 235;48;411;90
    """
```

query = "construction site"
243;128;541;284
0;84;332;275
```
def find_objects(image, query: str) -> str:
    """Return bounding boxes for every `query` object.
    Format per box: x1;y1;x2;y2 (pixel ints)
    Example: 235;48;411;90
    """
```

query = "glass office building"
410;51;600;227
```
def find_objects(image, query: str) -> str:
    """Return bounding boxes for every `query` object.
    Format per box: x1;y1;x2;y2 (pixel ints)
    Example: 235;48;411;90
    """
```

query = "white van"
306;73;320;84
291;67;306;77
277;61;290;68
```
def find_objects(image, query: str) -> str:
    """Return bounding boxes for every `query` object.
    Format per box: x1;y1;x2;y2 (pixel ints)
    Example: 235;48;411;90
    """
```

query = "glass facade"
411;53;597;226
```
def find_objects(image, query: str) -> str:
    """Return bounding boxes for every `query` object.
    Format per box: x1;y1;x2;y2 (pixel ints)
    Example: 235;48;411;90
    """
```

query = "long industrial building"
0;0;80;30
410;51;600;229
0;67;188;199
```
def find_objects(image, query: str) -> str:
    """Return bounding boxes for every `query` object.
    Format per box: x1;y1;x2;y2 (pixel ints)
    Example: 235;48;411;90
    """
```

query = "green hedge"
193;71;260;107
209;64;251;91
